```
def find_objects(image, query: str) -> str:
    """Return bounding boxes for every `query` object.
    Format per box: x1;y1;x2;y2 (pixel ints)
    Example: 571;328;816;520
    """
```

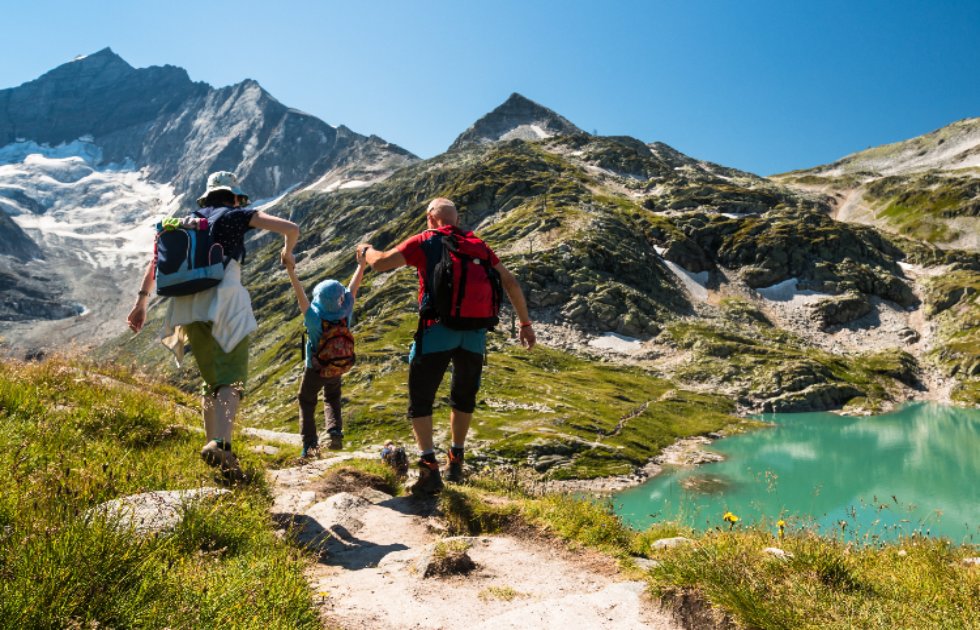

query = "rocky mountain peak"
449;92;584;151
35;47;135;87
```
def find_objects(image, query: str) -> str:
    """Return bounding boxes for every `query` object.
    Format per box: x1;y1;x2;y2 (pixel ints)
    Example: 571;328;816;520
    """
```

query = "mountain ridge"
774;117;980;250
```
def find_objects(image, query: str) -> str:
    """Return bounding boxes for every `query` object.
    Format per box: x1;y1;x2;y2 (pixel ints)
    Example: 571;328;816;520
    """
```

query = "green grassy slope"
0;357;318;629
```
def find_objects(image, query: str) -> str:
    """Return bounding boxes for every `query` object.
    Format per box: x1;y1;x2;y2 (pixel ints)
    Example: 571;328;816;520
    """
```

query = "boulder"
810;292;873;330
91;487;229;535
652;536;693;549
762;547;793;560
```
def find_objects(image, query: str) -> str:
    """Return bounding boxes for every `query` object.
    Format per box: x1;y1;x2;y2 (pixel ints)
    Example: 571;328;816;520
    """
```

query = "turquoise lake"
614;403;980;543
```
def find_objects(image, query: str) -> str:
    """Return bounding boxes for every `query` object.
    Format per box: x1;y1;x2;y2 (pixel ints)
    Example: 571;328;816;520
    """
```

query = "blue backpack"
154;207;231;297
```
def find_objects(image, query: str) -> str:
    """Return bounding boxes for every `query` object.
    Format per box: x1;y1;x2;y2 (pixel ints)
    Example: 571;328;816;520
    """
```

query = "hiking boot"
301;445;321;460
445;447;465;483
327;430;343;450
409;458;444;497
201;440;245;483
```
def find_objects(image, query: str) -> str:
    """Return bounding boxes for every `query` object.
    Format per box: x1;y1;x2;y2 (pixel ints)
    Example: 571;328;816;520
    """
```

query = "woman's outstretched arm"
249;211;299;267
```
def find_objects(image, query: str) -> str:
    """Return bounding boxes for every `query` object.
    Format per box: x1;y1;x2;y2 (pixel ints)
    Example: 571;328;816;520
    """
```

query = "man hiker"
357;197;536;495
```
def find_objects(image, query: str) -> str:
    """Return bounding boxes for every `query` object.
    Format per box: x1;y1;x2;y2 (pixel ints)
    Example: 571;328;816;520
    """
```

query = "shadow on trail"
272;493;439;570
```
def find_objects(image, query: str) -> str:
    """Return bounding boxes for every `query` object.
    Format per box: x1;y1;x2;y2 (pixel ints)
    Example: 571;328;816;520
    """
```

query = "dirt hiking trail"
265;450;680;630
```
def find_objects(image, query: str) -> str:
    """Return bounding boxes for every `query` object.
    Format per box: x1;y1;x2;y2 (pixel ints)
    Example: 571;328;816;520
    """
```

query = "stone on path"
652;536;693;549
250;444;281;455
415;537;478;578
240;427;303;446
92;487;228;535
963;557;980;567
633;557;662;571
762;547;793;560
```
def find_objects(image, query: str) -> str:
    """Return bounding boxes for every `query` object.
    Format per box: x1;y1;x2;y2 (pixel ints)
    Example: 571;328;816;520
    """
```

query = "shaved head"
426;198;458;227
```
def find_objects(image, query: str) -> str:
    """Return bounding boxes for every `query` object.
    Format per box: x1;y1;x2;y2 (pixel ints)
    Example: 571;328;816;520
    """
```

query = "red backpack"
312;318;356;378
421;227;503;330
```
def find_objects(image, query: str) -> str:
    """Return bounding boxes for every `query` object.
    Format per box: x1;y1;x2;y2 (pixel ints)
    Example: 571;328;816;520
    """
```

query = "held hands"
280;248;295;269
355;243;371;267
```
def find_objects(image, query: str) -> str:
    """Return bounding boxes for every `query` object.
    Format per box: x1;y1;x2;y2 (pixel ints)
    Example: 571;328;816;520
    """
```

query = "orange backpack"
312;318;355;378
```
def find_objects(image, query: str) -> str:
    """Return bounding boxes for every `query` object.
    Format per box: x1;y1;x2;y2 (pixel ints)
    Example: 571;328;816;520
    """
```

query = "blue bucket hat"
311;279;352;321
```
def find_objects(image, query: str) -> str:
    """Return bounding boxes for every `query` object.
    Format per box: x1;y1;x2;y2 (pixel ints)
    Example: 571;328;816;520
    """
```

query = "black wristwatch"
359;245;371;258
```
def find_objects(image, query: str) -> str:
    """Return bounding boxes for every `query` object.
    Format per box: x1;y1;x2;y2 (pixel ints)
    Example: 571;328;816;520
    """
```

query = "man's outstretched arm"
495;263;536;349
357;243;407;272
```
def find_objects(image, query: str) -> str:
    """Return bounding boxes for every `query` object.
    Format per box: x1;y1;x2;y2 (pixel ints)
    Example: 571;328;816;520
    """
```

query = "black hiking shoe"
327;430;343;451
201;440;246;484
445;447;465;483
410;458;444;497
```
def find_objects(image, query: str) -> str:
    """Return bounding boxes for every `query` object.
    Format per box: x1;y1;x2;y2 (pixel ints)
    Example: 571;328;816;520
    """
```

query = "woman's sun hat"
197;171;250;207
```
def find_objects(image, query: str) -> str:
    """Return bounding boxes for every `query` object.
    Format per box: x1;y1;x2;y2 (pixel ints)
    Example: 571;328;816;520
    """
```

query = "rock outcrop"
0;212;41;261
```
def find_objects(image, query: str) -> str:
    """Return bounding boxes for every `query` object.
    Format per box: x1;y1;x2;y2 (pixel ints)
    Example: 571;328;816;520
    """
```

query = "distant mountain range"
0;48;416;203
0;48;415;333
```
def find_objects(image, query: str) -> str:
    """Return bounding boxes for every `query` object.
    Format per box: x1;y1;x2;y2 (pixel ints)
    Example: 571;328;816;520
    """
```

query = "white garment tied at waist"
160;259;257;364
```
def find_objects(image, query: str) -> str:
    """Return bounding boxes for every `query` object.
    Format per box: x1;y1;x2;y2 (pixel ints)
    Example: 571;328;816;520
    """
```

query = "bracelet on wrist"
138;290;150;298
520;321;533;328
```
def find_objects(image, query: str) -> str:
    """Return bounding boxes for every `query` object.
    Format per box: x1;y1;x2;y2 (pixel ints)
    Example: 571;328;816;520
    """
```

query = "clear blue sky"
2;0;978;175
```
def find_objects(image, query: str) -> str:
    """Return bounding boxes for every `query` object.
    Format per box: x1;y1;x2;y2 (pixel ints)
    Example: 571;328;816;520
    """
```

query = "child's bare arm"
348;253;368;300
286;264;311;313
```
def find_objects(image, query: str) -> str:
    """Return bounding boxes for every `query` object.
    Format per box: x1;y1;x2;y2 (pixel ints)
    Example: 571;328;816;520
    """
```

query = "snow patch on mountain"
588;332;645;354
0;140;176;268
0;138;104;168
662;259;709;302
756;278;831;305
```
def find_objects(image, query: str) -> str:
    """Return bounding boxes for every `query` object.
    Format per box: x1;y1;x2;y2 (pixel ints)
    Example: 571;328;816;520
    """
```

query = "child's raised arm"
348;251;368;300
286;264;311;314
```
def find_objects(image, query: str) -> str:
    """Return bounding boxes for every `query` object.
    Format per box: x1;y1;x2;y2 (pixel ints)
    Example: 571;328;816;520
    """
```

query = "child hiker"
285;249;367;457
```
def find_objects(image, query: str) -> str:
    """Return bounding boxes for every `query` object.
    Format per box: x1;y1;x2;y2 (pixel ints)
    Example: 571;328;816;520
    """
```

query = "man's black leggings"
408;347;483;418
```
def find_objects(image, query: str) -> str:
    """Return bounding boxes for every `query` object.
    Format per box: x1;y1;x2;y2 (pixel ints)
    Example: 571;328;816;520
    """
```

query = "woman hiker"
126;171;299;481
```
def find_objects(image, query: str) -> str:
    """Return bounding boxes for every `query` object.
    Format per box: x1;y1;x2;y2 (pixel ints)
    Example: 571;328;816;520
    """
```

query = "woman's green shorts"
183;321;250;395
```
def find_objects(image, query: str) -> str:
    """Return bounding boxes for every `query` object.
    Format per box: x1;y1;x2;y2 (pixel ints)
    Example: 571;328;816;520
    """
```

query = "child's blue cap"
311;279;352;321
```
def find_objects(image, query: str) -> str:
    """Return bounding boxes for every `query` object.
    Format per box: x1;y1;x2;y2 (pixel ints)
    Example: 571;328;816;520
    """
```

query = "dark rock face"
0;212;42;261
763;383;864;413
0;48;416;202
449;93;583;151
0;262;78;321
